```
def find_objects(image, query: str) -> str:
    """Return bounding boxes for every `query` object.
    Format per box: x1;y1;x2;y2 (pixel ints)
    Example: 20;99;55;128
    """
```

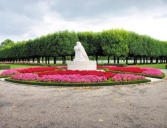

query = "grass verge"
130;64;166;69
0;64;41;69
5;78;150;87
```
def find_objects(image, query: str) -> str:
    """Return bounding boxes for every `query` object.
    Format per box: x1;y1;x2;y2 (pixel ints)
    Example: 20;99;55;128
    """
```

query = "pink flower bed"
11;73;107;83
141;67;162;76
1;69;19;76
112;74;145;82
10;72;146;83
38;74;107;83
98;66;163;76
11;73;39;81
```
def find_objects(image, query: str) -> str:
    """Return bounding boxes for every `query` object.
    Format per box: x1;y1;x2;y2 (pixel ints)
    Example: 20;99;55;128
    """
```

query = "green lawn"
0;64;41;69
0;63;166;69
130;64;166;69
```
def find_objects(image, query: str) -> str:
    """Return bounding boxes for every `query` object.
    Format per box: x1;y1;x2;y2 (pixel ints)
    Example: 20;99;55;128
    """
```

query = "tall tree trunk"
32;58;35;63
64;56;66;64
37;57;40;64
117;57;119;64
108;56;110;64
71;55;73;61
62;56;66;64
54;57;57;64
48;57;50;64
45;57;47;64
146;57;148;64
96;55;98;64
140;57;142;64
143;57;145;64
134;57;136;64
114;56;116;64
160;57;162;64
156;58;158;64
126;57;128;64
28;58;30;63
150;57;153;64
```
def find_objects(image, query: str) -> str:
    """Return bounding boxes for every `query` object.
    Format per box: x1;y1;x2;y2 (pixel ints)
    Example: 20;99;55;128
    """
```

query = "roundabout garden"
0;65;165;86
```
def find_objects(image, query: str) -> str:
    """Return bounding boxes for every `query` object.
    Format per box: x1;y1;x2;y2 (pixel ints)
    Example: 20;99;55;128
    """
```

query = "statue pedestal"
67;61;97;70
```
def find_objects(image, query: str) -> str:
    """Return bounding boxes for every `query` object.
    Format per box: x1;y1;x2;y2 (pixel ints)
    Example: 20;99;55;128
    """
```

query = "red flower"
37;70;115;79
108;67;143;73
19;67;59;73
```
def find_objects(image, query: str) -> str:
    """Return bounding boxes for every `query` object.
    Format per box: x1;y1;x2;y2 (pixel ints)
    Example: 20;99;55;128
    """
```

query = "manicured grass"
0;63;166;69
130;64;166;69
0;63;67;69
0;64;42;69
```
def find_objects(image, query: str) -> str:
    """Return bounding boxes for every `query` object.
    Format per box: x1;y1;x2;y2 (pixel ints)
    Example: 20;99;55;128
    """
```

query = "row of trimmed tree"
0;29;167;64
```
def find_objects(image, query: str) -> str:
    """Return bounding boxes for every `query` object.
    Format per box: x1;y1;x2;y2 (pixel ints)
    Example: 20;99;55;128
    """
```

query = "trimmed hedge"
5;78;151;86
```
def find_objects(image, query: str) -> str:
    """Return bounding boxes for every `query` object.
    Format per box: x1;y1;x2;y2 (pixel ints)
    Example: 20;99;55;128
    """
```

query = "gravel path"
0;70;167;128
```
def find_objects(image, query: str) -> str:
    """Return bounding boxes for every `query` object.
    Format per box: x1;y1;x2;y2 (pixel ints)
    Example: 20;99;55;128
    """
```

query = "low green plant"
5;78;150;86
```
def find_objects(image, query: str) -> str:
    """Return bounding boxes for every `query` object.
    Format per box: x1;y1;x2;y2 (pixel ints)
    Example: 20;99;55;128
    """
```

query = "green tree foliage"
0;39;14;49
100;29;129;57
0;29;167;64
78;32;103;57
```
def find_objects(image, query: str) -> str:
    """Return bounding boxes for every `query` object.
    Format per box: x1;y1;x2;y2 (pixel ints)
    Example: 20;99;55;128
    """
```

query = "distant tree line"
0;29;167;64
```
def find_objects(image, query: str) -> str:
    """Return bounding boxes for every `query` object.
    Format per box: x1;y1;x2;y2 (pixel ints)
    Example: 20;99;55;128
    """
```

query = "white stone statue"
67;41;96;70
74;41;89;62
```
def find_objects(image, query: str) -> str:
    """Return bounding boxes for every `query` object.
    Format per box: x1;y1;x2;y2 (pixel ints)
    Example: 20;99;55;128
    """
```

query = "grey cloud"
0;12;37;36
0;0;167;42
0;0;48;38
49;0;167;20
154;13;167;19
0;0;43;19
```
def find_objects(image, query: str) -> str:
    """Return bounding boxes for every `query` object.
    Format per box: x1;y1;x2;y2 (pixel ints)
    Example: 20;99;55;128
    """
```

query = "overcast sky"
0;0;167;42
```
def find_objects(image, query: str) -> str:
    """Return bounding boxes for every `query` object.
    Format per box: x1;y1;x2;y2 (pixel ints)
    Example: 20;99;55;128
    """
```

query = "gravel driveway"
0;70;167;128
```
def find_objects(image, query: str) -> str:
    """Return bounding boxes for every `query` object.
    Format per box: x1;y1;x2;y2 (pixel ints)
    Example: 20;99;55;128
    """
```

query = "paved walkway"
0;70;167;128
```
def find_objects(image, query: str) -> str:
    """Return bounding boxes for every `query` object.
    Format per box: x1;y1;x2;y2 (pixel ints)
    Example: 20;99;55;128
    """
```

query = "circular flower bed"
1;66;164;86
1;66;165;86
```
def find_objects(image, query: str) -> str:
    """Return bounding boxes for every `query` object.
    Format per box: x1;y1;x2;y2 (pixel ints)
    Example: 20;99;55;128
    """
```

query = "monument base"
67;61;97;70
